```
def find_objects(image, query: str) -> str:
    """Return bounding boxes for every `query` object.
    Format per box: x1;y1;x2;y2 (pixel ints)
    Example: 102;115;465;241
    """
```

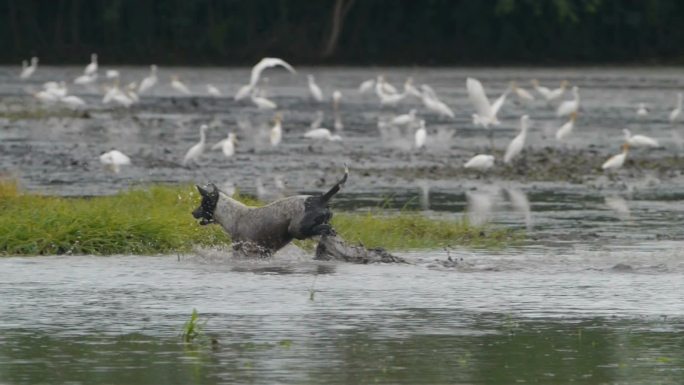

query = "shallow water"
2;66;684;384
1;249;683;385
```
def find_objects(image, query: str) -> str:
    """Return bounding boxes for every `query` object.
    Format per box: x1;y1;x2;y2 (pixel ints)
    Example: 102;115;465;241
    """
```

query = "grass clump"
0;182;521;256
181;309;205;343
331;212;519;250
0;184;230;255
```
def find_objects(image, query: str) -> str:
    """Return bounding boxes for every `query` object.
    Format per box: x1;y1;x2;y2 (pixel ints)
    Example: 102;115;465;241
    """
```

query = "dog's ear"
207;183;218;195
196;184;208;197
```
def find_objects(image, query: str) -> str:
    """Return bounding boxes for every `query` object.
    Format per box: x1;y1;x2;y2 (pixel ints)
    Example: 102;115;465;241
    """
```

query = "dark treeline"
2;0;684;66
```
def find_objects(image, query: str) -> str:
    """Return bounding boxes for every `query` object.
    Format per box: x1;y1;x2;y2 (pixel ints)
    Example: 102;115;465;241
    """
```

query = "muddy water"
1;249;684;385
2;67;684;384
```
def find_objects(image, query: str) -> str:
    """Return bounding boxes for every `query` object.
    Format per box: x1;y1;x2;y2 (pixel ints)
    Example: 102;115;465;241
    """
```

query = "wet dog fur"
193;167;348;255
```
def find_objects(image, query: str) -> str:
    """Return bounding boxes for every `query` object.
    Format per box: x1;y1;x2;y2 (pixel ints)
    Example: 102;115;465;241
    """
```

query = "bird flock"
16;54;677;177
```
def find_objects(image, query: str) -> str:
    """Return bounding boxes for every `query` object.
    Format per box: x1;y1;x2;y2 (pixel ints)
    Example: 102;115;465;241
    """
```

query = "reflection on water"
1;254;683;384
1;317;683;385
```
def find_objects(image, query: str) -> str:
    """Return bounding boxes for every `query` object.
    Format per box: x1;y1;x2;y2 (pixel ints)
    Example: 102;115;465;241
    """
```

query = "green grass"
0;180;521;256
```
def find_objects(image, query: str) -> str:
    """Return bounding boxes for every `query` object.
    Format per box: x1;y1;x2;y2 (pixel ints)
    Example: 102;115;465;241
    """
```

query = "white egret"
183;124;210;166
404;77;422;98
510;81;535;101
304;128;342;141
310;111;324;129
251;89;277;109
308;75;324;102
464;154;495;171
601;144;629;170
623;129;659;148
125;82;139;102
467;77;501;128
332;90;342;111
391;109;417;126
45;81;68;98
100;150;131;173
556;112;577;141
235;57;296;100
60;95;86;108
669;93;682;124
20;57;38;79
380;76;398;94
34;90;59;104
211;132;237;157
531;79;567;102
359;79;375;93
636;103;648;117
74;72;97;85
106;70;120;79
207;84;222;97
103;82;134;107
415;120;427;149
270;114;283;147
84;53;98;76
138;65;158;94
334;114;344;131
170;75;191;95
556;86;580;117
421;85;455;118
504;115;530;164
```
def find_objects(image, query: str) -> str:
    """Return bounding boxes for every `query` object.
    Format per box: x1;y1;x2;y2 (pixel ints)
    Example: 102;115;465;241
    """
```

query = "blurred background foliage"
1;0;683;65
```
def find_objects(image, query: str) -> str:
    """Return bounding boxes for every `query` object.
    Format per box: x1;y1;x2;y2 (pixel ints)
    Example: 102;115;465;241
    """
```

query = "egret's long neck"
199;129;206;144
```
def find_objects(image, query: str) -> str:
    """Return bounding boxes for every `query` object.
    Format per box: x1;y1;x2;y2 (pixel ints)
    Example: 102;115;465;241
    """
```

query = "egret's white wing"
491;90;508;116
211;139;226;151
249;57;296;87
466;78;493;118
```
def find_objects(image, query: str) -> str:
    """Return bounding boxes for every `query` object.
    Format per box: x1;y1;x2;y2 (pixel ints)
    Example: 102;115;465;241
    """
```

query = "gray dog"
193;167;348;256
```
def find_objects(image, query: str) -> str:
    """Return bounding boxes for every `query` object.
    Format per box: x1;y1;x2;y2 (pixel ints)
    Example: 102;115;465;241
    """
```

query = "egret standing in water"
138;65;158;94
623;129;659;148
636;103;649;117
332;90;343;130
304;128;342;141
358;78;375;94
20;57;39;79
270;114;283;147
212;132;237;157
84;53;98;76
510;81;535;102
308;75;324;102
414;120;427;149
251;88;277;110
669;93;682;124
601;144;629;171
170;75;191;95
464;154;495;171
100;150;131;173
556;112;577;141
206;84;222;97
504;115;530;164
183;124;210;166
557;86;580;117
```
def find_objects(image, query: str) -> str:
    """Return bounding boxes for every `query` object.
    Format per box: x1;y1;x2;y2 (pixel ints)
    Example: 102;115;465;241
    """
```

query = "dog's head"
192;183;219;225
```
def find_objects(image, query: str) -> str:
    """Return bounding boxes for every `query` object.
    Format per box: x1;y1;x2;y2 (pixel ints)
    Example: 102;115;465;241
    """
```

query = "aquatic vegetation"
0;182;521;256
182;309;204;343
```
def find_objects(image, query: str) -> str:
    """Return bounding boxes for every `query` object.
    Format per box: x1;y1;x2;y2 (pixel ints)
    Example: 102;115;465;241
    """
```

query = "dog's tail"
321;164;349;202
